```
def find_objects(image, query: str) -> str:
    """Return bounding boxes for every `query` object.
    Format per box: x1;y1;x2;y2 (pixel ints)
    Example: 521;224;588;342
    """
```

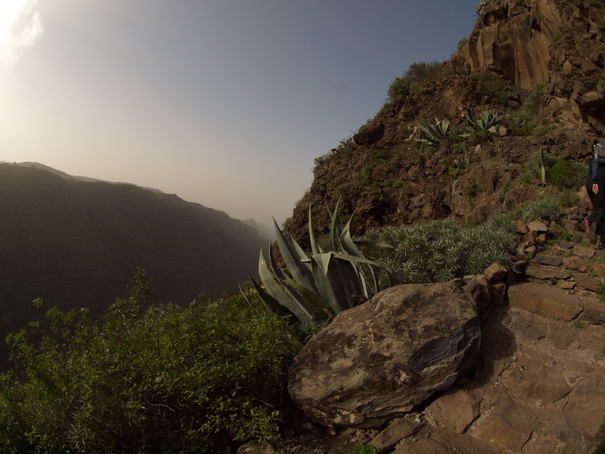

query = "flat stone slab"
572;271;601;291
426;389;480;434
525;264;571;280
534;254;562;266
508;283;583;321
573;245;595;258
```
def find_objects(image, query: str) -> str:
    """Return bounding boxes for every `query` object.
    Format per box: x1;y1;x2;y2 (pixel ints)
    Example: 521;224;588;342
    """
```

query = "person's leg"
596;171;605;246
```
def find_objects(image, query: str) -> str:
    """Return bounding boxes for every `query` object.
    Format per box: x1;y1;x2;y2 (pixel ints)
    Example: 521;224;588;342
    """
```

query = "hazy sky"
0;0;480;226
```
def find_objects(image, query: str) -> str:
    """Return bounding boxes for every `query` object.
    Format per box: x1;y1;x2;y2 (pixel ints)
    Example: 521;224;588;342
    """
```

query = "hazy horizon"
0;0;480;226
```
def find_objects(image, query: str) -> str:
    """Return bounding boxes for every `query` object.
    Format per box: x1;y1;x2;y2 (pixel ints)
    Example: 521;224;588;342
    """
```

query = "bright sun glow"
0;0;44;67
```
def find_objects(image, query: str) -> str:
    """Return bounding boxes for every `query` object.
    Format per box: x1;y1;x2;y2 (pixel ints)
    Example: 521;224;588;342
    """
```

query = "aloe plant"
252;201;390;324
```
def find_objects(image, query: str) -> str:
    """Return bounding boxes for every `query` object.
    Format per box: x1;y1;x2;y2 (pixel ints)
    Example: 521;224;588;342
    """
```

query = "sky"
0;0;481;227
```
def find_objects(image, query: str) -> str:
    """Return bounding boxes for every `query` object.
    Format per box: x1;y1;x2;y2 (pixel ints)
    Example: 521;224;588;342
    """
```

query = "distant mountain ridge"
0;163;268;366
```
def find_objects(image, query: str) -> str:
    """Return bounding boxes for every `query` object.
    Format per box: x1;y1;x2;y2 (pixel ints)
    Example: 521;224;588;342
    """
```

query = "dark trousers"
587;167;605;241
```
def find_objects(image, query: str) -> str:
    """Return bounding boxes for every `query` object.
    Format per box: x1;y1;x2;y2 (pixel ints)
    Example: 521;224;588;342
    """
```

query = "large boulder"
288;281;481;428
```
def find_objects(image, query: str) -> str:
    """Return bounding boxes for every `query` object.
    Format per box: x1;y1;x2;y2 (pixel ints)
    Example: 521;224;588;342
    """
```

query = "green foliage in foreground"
359;216;516;285
0;269;297;453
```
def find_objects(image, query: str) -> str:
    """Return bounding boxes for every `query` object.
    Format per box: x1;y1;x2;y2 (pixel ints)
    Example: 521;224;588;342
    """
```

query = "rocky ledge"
241;218;605;454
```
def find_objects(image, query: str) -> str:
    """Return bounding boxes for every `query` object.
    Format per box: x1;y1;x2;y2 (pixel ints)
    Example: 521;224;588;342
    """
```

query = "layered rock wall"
460;0;561;89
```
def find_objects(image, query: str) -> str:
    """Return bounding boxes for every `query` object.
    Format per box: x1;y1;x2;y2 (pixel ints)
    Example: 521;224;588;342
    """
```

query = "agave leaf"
259;250;313;323
327;257;366;308
273;219;317;292
327;198;342;251
340;215;365;258
268;243;288;282
308;205;322;256
266;245;322;320
249;276;297;321
284;279;332;322
310;257;349;313
312;251;333;275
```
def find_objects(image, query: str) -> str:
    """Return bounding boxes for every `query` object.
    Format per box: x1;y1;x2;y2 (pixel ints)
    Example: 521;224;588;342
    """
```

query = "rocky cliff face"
459;0;561;90
456;0;605;129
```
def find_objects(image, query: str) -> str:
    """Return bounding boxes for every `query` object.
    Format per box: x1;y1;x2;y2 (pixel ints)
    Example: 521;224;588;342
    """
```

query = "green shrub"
359;216;516;285
524;150;557;180
403;60;444;91
559;189;580;207
388;77;411;103
517;198;561;223
0;271;296;453
472;73;512;105
547;160;586;191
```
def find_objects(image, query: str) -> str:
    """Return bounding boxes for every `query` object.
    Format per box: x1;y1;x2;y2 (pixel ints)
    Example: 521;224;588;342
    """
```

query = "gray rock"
288;282;481;428
525;263;571;280
534;254;562;267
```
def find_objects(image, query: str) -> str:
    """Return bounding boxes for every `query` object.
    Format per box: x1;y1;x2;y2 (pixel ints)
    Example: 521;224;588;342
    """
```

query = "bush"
560;189;579;207
517;198;561;223
358;216;516;285
403;61;444;91
0;271;297;453
547;160;587;191
388;77;411;103
524;150;558;180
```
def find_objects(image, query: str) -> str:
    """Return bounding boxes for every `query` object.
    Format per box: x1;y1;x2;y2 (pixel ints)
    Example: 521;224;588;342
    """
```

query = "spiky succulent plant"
251;201;390;325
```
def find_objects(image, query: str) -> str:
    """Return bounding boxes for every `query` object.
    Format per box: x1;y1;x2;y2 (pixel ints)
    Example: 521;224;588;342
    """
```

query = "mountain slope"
0;164;267;363
284;0;604;243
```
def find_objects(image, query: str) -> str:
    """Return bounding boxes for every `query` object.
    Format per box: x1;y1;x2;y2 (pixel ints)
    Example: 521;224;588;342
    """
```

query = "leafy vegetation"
253;201;389;326
0;269;296;453
516;197;561;223
403;60;444;91
522;148;585;190
387;77;411;104
351;443;378;454
416;110;502;149
462;110;502;143
359;216;516;286
417;118;453;146
548;160;586;191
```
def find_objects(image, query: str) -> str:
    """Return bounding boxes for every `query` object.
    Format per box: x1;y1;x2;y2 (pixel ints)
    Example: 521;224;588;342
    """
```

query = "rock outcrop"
288;281;481;428
457;0;605;129
460;0;561;90
252;215;605;453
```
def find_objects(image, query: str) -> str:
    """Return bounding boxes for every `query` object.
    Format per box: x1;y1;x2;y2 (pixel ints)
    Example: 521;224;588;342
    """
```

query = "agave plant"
416;117;452;146
462;109;502;141
251;201;390;325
